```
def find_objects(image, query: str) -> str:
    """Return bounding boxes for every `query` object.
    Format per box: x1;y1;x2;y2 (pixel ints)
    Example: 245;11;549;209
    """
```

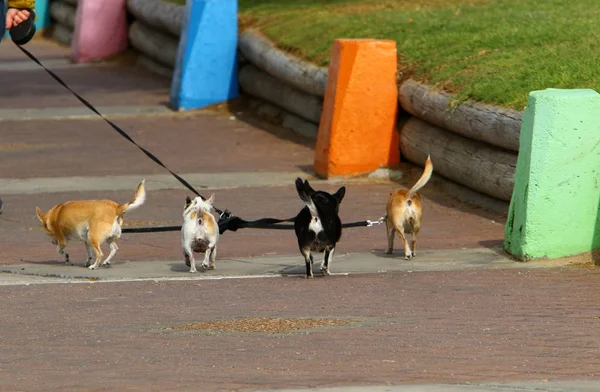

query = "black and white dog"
294;178;346;278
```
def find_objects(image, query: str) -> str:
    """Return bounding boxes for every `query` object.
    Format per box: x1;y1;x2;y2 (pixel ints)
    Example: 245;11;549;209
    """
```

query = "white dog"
181;194;219;273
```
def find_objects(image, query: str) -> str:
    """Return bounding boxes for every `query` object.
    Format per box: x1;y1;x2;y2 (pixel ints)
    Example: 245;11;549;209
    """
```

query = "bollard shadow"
225;97;316;149
478;240;507;257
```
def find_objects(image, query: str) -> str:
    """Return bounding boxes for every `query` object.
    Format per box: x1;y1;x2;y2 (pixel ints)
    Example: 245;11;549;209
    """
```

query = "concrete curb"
0;248;585;286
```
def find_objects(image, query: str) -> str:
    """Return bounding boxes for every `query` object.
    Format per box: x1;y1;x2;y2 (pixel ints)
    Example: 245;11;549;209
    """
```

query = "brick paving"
1;268;599;391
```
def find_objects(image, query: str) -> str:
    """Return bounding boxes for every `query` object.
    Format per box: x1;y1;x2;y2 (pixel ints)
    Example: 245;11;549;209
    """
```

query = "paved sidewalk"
1;38;599;392
0;247;562;284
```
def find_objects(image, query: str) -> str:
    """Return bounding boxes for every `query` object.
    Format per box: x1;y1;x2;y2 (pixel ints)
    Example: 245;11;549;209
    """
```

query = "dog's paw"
305;274;314;279
385;249;393;255
88;264;98;270
320;268;330;276
404;253;413;260
189;268;197;273
208;265;215;271
201;263;210;271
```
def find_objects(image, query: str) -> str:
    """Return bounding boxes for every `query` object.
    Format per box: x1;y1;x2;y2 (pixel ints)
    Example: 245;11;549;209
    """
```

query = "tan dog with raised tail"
385;156;433;259
35;180;146;270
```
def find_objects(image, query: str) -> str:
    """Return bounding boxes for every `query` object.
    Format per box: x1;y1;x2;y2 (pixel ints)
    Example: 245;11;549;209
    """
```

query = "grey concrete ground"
0;247;581;285
1;38;599;392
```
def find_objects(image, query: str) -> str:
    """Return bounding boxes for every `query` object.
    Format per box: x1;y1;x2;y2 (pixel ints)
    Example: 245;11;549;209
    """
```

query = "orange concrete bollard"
314;39;399;178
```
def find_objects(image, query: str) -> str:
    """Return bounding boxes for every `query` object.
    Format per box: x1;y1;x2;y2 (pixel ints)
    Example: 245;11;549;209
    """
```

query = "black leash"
122;217;385;234
17;42;385;234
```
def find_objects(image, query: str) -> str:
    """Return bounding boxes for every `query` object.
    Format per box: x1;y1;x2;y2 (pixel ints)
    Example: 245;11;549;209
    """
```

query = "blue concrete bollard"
170;0;239;111
34;0;50;30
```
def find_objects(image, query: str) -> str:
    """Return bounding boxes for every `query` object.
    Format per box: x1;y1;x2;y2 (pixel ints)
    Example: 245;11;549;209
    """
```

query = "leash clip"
366;217;386;227
219;209;232;220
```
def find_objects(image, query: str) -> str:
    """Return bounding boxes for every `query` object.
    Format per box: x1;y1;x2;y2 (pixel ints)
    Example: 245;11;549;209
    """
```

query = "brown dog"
385;156;433;259
35;180;146;270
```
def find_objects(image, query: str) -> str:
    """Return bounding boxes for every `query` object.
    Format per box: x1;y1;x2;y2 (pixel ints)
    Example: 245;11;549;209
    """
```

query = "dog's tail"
407;156;433;199
295;178;319;218
117;179;146;216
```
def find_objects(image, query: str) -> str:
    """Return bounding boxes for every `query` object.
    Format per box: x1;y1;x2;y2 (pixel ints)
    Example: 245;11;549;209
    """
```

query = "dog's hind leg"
385;223;396;255
208;246;217;270
102;241;118;266
411;227;420;258
321;247;334;276
301;248;314;278
183;244;197;273
201;248;212;271
396;228;412;260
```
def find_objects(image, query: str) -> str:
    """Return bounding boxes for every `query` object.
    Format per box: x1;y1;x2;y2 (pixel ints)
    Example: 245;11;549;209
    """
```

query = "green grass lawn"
165;0;600;110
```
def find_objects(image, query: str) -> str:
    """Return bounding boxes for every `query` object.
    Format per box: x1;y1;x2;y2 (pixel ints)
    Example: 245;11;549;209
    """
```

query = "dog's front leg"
57;245;70;263
56;239;70;263
321;247;334;276
84;241;93;267
87;242;104;270
301;248;314;278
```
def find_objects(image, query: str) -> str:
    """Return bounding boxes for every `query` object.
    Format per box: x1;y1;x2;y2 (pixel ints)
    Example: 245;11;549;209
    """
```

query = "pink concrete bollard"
71;0;128;63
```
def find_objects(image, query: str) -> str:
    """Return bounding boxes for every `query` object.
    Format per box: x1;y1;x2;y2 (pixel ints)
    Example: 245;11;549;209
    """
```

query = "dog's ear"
35;207;45;223
304;179;316;195
295;178;310;202
333;186;346;203
206;193;215;205
295;178;304;192
185;196;192;208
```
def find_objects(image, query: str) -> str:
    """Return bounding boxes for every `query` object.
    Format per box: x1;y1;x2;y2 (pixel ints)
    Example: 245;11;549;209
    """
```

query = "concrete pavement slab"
0;105;173;121
0;247;586;286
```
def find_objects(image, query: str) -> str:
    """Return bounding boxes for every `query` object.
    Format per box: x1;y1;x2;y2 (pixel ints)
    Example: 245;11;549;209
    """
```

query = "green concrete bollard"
504;88;600;261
